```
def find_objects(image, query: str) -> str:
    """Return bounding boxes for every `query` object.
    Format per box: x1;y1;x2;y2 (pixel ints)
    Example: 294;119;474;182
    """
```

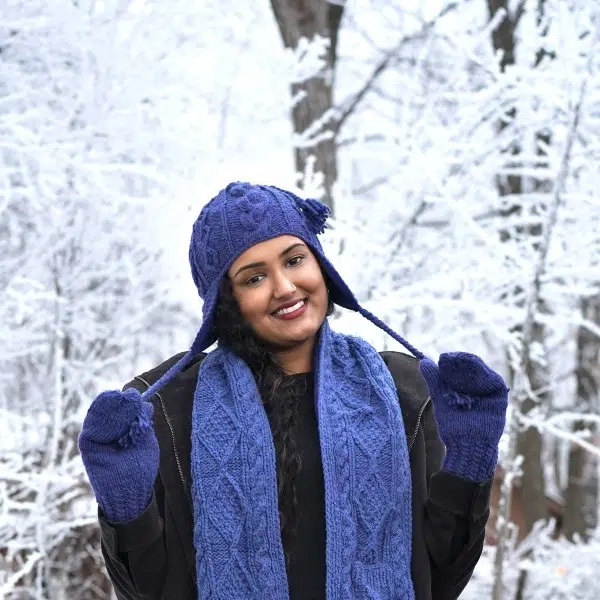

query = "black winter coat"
98;351;492;600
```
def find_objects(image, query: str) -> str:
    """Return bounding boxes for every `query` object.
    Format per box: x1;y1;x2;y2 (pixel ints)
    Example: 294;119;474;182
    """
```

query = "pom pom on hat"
295;197;330;235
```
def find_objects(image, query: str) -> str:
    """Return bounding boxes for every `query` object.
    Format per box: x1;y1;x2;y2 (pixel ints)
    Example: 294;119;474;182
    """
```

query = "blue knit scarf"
190;321;415;600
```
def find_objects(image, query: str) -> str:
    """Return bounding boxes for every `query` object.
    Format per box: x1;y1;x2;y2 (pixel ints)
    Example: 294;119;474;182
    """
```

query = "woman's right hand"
78;388;159;523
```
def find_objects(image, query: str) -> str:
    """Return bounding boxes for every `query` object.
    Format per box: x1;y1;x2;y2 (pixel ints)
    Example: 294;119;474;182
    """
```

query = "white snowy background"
1;0;599;598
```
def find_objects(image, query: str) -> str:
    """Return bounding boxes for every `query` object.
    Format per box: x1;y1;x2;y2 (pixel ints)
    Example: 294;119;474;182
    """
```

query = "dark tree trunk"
487;0;549;543
515;321;549;533
487;3;561;599
563;295;600;539
270;0;344;211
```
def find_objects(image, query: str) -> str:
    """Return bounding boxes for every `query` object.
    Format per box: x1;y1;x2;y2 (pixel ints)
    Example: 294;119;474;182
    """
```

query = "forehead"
230;235;304;270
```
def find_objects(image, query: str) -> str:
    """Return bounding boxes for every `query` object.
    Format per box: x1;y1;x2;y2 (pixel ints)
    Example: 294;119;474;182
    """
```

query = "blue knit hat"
141;182;425;400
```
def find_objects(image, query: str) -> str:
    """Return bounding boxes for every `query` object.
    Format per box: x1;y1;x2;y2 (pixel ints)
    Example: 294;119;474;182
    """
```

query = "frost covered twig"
334;2;458;134
491;18;600;600
520;413;600;459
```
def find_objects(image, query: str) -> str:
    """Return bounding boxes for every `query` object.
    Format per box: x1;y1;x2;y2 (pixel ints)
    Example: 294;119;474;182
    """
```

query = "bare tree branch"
333;2;458;135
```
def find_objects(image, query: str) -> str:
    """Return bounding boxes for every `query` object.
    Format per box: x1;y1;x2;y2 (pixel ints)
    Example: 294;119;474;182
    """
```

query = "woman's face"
227;235;329;349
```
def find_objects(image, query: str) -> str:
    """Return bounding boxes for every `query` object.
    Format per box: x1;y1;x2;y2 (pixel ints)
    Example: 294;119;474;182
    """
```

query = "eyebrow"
233;243;306;278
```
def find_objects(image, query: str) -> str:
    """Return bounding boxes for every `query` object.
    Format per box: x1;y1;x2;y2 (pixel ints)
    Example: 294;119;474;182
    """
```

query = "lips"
272;298;306;315
272;299;307;318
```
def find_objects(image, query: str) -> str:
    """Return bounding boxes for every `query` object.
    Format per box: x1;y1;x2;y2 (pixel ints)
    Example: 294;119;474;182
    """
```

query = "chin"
267;318;323;348
273;329;315;348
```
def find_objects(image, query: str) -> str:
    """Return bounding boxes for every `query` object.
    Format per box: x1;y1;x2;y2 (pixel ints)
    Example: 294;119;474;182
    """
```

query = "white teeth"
275;300;305;316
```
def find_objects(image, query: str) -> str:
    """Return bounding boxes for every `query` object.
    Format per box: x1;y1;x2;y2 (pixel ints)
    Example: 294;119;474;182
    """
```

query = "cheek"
315;286;329;317
235;288;271;324
304;268;328;301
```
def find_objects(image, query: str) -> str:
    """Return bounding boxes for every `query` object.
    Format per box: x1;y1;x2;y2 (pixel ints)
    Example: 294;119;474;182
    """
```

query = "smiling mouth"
272;299;307;318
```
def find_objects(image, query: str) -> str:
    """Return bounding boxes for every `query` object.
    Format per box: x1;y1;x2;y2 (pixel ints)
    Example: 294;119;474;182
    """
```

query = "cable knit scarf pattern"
191;321;415;600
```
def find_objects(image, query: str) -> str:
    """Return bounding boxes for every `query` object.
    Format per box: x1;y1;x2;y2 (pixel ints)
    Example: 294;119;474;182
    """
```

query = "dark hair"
213;276;334;549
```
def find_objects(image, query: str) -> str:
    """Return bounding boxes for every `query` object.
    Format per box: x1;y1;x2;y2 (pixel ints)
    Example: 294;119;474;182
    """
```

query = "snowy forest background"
1;0;599;598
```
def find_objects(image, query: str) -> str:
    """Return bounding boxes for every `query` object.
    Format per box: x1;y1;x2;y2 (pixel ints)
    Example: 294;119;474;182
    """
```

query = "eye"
287;255;304;267
244;274;265;286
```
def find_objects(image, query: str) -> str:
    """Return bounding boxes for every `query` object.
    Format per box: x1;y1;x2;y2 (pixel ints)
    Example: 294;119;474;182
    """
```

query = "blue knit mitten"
78;388;159;523
419;352;508;481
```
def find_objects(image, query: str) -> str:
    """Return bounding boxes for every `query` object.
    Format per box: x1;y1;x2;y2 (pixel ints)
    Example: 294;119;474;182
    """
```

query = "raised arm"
419;352;508;600
79;384;166;599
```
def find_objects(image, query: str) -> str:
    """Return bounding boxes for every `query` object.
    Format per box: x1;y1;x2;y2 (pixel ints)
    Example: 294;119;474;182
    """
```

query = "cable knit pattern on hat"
189;183;314;301
190;321;415;600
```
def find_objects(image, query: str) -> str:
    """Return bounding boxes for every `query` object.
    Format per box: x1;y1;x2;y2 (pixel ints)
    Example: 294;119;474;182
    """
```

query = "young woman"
79;182;508;600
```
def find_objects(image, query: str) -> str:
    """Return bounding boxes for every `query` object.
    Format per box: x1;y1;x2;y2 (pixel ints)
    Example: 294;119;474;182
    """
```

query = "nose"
272;271;296;298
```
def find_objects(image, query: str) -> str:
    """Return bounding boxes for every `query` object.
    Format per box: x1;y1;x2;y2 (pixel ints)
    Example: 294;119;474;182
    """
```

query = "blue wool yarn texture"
192;321;415;600
419;353;509;481
77;181;509;590
78;388;159;523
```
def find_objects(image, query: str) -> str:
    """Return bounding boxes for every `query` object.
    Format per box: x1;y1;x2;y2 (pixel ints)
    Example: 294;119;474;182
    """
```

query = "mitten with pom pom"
419;352;509;481
78;388;159;523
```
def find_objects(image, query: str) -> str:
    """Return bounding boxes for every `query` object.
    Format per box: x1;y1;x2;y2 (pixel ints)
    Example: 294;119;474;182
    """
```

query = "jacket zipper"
408;395;430;452
134;375;192;505
134;376;196;584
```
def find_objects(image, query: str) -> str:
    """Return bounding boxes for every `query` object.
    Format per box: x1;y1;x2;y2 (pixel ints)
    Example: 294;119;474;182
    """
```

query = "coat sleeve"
99;476;167;600
422;399;493;600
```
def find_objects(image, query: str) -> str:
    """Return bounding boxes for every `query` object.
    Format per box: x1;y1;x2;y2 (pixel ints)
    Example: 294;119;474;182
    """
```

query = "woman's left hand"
419;352;509;482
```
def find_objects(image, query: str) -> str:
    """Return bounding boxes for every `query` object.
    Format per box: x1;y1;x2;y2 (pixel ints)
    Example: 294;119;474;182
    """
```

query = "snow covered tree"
0;1;210;596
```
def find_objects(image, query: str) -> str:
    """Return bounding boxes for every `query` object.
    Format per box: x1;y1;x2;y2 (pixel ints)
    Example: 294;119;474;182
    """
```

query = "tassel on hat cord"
444;390;474;410
118;410;154;448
